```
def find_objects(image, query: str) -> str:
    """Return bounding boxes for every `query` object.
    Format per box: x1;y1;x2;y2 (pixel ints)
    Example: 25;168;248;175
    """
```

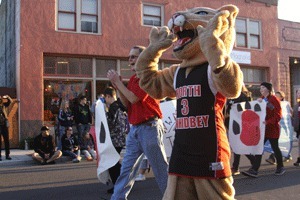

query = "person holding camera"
0;95;13;161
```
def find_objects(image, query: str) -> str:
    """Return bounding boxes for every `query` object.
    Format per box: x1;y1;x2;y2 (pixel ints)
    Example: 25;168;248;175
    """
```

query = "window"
241;67;266;99
57;0;100;34
58;0;76;31
43;80;92;122
44;56;93;77
120;60;134;79
241;67;266;83
236;19;261;49
81;0;98;33
143;4;163;26
96;59;117;78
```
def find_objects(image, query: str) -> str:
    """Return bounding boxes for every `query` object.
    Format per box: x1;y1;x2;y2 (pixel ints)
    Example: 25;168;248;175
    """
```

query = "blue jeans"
76;124;91;140
111;119;168;200
62;150;80;159
57;126;67;150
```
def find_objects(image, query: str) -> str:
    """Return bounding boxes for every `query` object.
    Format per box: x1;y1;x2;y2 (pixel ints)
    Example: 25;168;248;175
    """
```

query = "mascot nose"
168;14;186;30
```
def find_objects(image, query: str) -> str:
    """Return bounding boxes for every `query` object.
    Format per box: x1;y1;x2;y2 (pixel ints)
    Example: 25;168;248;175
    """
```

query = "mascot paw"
149;26;176;54
197;9;236;71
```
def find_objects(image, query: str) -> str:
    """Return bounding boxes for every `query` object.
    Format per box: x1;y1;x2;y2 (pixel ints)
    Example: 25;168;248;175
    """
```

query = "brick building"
0;0;299;147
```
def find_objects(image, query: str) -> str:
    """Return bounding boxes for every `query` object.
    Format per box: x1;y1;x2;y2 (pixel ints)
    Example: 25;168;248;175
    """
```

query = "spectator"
266;91;293;164
32;126;62;165
225;85;253;175
74;96;92;140
292;89;300;166
107;46;168;199
242;82;285;177
103;86;128;194
57;100;74;150
0;95;13;161
61;127;81;163
79;131;97;161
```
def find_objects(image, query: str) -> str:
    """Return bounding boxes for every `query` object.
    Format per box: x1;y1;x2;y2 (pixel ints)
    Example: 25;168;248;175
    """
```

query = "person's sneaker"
275;167;286;176
242;168;258;178
283;155;292;163
86;157;93;161
72;158;80;163
107;187;114;194
293;157;300;166
231;168;240;176
41;160;47;165
135;174;146;181
265;157;276;165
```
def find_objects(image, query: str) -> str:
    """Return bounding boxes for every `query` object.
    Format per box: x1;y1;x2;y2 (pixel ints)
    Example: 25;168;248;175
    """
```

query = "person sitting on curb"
61;126;81;163
32;126;62;165
79;131;97;161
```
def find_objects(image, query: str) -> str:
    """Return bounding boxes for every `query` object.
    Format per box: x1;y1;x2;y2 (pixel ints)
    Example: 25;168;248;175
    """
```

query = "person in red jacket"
242;82;285;177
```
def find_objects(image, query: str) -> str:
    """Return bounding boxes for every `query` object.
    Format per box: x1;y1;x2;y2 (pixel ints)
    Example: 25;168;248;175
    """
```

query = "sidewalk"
0;149;34;166
0;149;92;167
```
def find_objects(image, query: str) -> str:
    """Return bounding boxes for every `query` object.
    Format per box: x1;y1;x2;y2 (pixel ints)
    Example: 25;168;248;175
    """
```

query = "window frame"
56;0;102;34
235;18;262;49
57;0;77;31
142;3;164;27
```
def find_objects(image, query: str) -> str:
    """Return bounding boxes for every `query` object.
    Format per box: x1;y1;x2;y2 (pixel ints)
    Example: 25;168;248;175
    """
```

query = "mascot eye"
195;11;208;15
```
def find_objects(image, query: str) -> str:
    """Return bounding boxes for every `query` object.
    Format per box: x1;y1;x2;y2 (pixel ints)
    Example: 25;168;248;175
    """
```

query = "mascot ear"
218;5;239;53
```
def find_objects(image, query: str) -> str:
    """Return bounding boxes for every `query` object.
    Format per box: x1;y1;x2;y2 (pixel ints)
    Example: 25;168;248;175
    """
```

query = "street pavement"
1;140;300;200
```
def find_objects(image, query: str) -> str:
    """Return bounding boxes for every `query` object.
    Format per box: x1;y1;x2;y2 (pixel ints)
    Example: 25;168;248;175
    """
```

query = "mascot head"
167;5;238;67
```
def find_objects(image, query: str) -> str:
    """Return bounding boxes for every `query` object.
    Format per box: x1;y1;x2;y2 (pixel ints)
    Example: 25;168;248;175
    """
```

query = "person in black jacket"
61;126;81;163
0;95;13;161
104;86;128;194
73;96;92;140
32;126;62;165
225;85;252;175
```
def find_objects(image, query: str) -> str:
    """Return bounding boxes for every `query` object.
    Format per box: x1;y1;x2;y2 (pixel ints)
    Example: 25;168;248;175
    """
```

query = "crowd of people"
1;45;300;200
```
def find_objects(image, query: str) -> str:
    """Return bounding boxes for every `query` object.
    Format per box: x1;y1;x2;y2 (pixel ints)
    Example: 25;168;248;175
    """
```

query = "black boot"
294;157;300;166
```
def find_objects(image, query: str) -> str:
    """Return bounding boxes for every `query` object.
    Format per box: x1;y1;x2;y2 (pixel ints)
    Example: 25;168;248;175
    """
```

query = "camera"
0;96;8;104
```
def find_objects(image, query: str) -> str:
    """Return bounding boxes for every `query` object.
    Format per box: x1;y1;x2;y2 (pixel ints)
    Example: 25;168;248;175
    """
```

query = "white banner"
228;101;266;155
95;100;120;184
160;100;176;157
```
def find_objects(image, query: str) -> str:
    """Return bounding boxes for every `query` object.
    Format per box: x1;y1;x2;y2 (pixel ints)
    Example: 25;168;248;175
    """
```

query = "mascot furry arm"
136;5;243;99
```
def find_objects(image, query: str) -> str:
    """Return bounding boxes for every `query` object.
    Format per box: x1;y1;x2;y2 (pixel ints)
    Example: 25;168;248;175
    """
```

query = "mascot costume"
136;4;243;200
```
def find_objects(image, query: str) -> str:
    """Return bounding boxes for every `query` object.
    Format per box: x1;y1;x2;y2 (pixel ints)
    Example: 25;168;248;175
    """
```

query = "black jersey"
169;63;231;178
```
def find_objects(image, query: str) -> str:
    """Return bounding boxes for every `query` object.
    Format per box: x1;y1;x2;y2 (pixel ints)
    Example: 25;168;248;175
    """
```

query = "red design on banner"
240;110;260;146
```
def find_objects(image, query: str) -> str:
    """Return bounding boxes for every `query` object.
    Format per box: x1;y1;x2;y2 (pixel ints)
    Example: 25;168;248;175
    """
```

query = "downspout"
15;0;21;140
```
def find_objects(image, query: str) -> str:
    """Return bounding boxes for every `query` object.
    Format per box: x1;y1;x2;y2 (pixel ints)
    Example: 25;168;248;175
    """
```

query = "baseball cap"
41;126;50;131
